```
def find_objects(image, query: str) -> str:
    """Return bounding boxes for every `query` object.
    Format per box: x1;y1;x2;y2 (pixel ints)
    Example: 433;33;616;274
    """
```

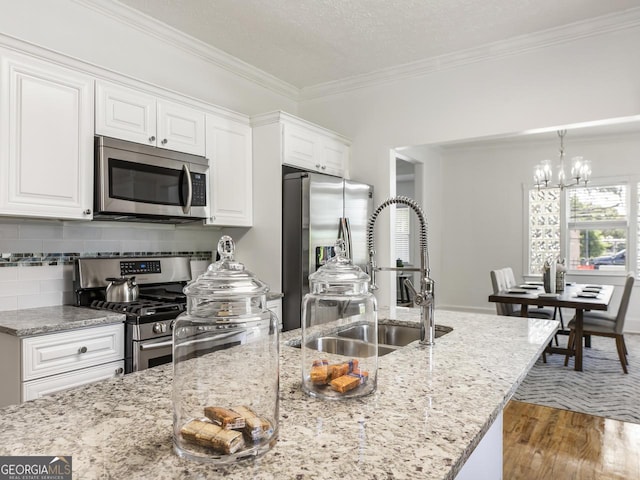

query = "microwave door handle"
182;164;193;214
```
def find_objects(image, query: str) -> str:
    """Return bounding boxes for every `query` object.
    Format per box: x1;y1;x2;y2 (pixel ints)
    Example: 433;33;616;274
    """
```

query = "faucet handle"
403;278;425;305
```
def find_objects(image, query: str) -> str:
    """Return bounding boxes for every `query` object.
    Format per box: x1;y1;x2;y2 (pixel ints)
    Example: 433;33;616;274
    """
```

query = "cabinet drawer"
22;324;124;381
22;360;125;402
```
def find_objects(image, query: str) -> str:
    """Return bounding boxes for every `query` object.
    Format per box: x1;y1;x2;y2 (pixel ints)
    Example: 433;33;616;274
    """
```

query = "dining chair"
564;272;635;373
489;267;554;319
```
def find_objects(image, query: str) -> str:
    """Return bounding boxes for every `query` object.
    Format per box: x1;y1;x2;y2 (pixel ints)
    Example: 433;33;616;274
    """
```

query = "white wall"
0;0;297;116
298;26;640;330
439;132;640;323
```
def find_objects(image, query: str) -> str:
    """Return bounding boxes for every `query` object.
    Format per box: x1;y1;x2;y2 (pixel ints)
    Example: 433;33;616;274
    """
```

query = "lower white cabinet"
23;360;124;401
22;323;124;381
0;323;124;407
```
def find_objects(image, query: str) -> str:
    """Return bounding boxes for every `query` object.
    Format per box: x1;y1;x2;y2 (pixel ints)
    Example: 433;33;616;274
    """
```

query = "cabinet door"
95;80;157;146
22;360;124;402
282;123;321;171
320;137;348;177
157;100;206;156
0;51;94;220
22;323;124;381
204;114;252;226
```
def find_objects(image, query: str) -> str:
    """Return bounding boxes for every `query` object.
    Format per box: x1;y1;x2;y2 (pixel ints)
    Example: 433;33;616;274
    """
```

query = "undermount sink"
303;336;396;357
300;323;453;357
337;323;452;347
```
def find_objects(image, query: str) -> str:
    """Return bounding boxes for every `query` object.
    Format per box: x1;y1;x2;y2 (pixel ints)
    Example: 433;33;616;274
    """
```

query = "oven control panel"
120;260;161;276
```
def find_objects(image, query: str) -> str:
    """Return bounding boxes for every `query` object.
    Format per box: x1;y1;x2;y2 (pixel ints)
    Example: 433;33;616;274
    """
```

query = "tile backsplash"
0;218;220;311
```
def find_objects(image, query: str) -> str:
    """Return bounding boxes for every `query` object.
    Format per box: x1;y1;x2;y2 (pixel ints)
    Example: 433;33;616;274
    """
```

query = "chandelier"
533;130;591;190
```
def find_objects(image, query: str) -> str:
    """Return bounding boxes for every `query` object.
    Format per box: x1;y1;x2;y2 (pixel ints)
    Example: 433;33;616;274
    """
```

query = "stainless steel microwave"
94;136;209;223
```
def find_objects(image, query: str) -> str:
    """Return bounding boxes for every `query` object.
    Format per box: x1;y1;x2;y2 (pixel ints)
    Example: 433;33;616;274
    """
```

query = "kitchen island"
0;308;557;479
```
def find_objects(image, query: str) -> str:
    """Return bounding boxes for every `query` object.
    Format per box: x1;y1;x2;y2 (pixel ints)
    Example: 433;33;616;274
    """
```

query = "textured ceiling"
117;0;639;88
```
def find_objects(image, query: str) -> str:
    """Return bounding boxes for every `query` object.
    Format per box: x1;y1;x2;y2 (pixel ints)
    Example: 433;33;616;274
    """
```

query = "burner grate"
91;299;184;316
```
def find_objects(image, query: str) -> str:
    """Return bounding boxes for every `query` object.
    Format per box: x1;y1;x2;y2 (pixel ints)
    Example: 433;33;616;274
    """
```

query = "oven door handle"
138;330;243;352
139;340;173;351
182;163;193;214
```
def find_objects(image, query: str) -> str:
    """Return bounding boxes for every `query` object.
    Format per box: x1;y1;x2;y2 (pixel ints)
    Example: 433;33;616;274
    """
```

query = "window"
527;183;630;275
567;185;627;271
395;207;411;264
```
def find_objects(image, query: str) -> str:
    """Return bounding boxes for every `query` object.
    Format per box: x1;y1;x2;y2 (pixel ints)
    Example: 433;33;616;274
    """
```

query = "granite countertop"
0;306;125;337
0;297;284;337
0;308;557;479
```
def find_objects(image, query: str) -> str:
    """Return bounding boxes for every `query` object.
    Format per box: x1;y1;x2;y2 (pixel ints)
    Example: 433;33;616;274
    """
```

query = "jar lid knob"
217;235;235;261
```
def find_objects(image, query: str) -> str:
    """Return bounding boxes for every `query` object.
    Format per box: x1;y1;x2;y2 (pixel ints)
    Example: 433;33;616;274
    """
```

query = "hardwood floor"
504;400;640;480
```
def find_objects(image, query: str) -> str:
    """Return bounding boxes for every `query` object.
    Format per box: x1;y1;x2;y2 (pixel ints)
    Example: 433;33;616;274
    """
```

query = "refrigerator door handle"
338;217;353;260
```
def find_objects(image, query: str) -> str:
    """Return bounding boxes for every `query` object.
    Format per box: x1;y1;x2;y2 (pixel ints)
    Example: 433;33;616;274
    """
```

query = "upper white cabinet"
0;49;94;220
96;80;205;156
281;114;349;177
204;114;252;226
95;81;155;145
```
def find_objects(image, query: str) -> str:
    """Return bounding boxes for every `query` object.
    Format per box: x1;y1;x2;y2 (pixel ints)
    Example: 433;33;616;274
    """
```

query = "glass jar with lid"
301;240;378;399
172;235;279;464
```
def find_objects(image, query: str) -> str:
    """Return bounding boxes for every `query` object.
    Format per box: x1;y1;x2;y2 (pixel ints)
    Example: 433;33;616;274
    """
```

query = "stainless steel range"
74;256;194;373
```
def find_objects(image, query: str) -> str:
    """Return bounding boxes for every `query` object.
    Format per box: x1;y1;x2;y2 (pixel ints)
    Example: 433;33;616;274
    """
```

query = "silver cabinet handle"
315;163;321;168
149;135;156;142
321;165;326;170
78;346;88;354
161;138;168;145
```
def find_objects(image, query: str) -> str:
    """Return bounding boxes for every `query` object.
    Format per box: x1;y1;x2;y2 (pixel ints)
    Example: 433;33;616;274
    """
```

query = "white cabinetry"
204;114;252;226
23;361;124;401
282;115;349;177
96;80;205;156
0;323;125;407
245;111;351;295
0;49;94;220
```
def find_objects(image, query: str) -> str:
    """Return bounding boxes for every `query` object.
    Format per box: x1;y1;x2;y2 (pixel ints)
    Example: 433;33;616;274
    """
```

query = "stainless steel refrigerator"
282;171;373;331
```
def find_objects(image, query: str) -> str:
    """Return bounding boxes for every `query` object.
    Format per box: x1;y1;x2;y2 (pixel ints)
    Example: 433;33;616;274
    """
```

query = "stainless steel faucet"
366;196;436;345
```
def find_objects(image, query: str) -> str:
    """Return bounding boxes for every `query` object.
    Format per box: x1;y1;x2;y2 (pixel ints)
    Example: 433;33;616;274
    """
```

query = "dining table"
488;282;614;371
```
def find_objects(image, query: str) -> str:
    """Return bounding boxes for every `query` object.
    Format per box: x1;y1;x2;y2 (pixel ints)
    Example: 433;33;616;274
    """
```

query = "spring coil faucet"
366;196;436;345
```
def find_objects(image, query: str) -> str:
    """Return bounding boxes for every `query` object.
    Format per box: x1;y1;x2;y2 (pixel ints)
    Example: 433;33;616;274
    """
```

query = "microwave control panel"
191;173;207;207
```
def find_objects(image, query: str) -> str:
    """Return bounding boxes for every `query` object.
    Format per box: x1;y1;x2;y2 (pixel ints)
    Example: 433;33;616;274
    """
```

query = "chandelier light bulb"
557;164;566;186
580;159;592;184
571;156;584;181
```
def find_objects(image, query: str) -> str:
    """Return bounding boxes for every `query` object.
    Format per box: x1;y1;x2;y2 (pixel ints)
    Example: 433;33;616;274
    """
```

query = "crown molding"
300;7;640;101
70;2;640;103
73;0;299;100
